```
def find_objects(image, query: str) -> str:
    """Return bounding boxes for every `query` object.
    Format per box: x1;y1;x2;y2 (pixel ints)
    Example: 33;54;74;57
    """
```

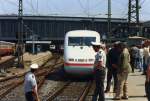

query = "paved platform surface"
105;70;147;101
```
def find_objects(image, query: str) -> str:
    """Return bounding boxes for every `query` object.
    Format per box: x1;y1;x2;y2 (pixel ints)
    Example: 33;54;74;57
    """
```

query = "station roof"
26;41;51;44
0;15;127;23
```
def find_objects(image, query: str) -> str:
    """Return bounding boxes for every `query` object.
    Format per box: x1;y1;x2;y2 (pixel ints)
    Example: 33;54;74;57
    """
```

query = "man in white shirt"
91;41;106;101
24;63;40;101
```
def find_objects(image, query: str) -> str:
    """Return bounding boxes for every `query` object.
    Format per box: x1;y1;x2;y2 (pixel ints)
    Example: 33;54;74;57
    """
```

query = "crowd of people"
91;40;150;101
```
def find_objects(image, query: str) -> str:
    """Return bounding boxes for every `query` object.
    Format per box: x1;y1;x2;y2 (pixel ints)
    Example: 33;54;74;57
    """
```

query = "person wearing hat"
91;41;106;101
24;63;40;101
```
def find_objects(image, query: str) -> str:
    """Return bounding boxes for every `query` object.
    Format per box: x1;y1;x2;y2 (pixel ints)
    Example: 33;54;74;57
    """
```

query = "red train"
0;41;15;56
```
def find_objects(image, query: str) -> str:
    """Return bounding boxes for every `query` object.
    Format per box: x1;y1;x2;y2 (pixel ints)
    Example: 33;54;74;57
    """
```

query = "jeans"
105;68;118;92
92;68;106;101
25;92;35;101
138;58;143;71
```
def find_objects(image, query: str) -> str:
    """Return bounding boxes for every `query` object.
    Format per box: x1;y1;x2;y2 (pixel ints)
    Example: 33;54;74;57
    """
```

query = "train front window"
83;37;96;46
68;37;82;46
68;37;96;46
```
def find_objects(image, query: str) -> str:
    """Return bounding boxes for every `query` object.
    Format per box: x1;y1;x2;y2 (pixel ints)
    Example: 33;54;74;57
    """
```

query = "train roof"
65;30;100;37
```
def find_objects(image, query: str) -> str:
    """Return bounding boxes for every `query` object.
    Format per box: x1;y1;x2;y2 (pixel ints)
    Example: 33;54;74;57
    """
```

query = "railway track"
0;56;16;74
0;53;94;101
0;54;63;100
43;80;93;101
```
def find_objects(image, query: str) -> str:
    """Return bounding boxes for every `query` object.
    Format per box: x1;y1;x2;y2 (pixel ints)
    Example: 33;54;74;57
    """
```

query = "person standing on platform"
105;42;120;93
143;44;149;75
113;42;132;100
91;41;106;101
24;63;40;101
132;45;139;69
145;47;150;101
130;45;138;73
137;45;144;72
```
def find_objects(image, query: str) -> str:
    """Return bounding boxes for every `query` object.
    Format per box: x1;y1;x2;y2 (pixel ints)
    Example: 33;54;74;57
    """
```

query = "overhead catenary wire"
4;0;32;14
77;0;106;17
29;0;39;15
140;0;146;6
6;0;18;6
0;0;150;21
2;0;18;14
87;0;90;17
111;0;128;19
46;0;64;16
119;3;128;19
78;0;89;16
36;0;39;14
31;0;36;14
25;0;37;15
6;0;38;40
90;0;105;10
0;1;7;14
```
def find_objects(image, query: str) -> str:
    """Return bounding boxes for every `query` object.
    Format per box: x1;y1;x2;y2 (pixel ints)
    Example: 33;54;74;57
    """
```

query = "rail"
0;54;63;100
78;80;93;101
45;80;93;101
0;56;15;73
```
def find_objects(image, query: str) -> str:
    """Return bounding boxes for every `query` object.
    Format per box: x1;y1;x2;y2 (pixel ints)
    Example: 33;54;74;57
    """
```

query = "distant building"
0;15;128;43
3;15;149;51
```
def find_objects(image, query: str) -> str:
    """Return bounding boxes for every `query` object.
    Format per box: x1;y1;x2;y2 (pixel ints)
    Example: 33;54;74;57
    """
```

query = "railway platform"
105;70;147;101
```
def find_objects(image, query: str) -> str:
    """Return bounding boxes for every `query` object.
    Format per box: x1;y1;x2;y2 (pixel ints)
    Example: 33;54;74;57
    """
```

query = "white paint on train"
64;30;101;75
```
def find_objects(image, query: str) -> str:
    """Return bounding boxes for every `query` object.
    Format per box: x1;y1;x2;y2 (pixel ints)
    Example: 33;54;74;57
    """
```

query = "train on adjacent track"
0;41;15;56
64;30;101;75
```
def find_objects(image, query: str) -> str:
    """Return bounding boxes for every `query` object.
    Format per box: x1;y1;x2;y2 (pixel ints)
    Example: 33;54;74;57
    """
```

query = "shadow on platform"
129;95;146;98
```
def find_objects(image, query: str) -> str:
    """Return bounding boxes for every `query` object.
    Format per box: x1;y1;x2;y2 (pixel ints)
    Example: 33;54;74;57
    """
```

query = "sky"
0;0;150;21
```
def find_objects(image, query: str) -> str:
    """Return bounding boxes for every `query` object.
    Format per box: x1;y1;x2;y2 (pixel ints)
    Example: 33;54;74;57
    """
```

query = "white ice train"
64;30;101;75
